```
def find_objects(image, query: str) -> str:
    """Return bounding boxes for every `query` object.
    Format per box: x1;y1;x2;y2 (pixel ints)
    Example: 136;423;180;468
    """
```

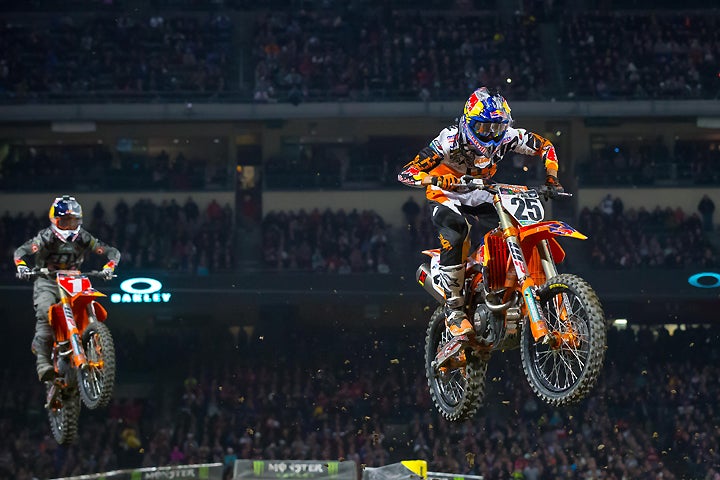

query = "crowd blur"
0;197;398;274
261;208;391;274
578;197;719;269
251;8;545;103
0;144;232;192
0;12;233;100
2;190;717;276
2;321;719;479
0;5;718;102
1;136;717;196
0;196;235;275
561;13;719;100
398;181;720;271
578;139;720;187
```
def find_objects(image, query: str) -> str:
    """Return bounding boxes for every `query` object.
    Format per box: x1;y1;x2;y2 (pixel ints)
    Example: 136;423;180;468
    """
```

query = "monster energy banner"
233;460;356;480
52;463;223;480
363;461;426;480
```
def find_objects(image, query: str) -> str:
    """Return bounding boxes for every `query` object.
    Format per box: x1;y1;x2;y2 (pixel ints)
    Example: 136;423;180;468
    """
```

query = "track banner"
233;460;356;480
52;463;223;480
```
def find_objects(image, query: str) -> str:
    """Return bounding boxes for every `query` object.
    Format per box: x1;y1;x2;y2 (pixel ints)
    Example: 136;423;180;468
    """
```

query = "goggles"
471;120;508;142
56;216;82;230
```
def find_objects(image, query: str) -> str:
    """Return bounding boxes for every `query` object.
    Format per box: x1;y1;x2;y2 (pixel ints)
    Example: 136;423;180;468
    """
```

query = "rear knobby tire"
520;273;606;406
425;306;487;421
47;384;80;445
78;322;116;409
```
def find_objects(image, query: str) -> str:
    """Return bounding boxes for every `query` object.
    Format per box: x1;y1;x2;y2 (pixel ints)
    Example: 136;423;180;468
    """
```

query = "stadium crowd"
402;198;719;272
1;2;719;479
2;322;719;479
0;144;231;192
578;139;720;187
0;11;233;100
0;196;236;275
0;6;718;102
3;191;717;276
251;8;545;103
261;208;391;274
560;13;719;100
577;200;719;269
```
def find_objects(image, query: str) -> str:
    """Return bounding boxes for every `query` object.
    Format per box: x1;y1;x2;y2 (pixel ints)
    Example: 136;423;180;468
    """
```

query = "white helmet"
49;195;83;242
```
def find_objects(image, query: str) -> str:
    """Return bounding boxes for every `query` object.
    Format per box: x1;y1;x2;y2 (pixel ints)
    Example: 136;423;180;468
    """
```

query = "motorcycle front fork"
504;234;556;344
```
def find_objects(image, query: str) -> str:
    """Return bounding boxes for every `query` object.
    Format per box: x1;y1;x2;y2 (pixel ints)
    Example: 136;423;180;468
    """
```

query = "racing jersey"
14;227;121;272
398;124;558;208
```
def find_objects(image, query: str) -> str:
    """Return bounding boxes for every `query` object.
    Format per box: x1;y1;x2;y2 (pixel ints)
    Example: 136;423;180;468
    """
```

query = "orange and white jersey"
398;124;558;212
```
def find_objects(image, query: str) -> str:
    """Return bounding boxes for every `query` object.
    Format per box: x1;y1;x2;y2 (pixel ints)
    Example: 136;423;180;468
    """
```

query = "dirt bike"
28;268;117;444
416;178;607;421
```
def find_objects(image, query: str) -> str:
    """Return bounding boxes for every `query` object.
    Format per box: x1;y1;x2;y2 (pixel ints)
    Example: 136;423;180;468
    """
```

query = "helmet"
49;195;83;242
459;87;513;156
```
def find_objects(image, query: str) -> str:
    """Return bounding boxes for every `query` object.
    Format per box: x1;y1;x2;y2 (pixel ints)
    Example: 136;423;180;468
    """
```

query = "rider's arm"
508;128;559;179
13;232;45;269
398;145;444;188
83;231;122;270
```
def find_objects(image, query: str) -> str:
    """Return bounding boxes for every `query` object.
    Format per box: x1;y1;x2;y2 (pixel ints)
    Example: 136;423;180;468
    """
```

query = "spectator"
698;194;715;232
600;194;614;216
401;196;421;245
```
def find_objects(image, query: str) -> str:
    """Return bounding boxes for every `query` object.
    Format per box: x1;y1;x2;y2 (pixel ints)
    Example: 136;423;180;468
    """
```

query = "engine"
471;289;522;348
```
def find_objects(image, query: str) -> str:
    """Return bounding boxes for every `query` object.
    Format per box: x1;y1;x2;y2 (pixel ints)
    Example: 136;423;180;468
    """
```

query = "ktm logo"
439;234;452;251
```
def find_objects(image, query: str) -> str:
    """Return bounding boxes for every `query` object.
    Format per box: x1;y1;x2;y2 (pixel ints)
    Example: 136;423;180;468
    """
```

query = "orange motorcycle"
29;268;116;444
417;178;607;421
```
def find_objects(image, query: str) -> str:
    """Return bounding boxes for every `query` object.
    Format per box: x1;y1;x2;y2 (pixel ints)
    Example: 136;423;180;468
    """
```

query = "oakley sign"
688;272;720;289
111;277;172;303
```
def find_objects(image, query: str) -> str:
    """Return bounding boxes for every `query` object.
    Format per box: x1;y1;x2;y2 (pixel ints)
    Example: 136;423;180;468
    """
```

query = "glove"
100;267;115;280
431;174;460;190
16;265;31;281
544;175;565;198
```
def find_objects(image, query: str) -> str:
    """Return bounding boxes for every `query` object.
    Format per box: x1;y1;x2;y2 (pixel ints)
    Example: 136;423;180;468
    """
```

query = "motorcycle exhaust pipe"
416;263;445;304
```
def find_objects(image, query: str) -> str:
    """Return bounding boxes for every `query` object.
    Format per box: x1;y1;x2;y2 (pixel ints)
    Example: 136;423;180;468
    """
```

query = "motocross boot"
438;264;473;337
34;343;55;382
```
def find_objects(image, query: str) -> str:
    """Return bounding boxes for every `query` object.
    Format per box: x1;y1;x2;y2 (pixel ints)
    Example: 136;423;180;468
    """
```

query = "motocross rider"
13;195;121;382
398;87;564;337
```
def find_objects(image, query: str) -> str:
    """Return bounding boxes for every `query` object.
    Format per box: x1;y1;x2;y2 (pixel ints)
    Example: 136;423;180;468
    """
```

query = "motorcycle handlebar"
28;268;110;279
456;175;573;200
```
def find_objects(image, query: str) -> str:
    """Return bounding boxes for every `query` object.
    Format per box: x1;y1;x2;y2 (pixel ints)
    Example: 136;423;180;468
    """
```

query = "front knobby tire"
425;306;487;421
47;384;81;445
520;274;607;406
78;322;116;409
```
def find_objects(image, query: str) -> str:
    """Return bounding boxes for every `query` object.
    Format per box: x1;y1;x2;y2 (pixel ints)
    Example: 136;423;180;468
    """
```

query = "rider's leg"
431;203;473;336
32;279;58;382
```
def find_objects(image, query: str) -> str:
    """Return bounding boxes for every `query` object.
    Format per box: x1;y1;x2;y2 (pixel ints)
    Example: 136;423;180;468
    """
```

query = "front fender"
71;292;108;333
519;221;587;264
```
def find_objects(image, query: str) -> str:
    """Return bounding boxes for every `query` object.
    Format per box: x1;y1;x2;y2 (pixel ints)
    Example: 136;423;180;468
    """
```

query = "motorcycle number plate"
57;275;90;294
499;190;545;226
